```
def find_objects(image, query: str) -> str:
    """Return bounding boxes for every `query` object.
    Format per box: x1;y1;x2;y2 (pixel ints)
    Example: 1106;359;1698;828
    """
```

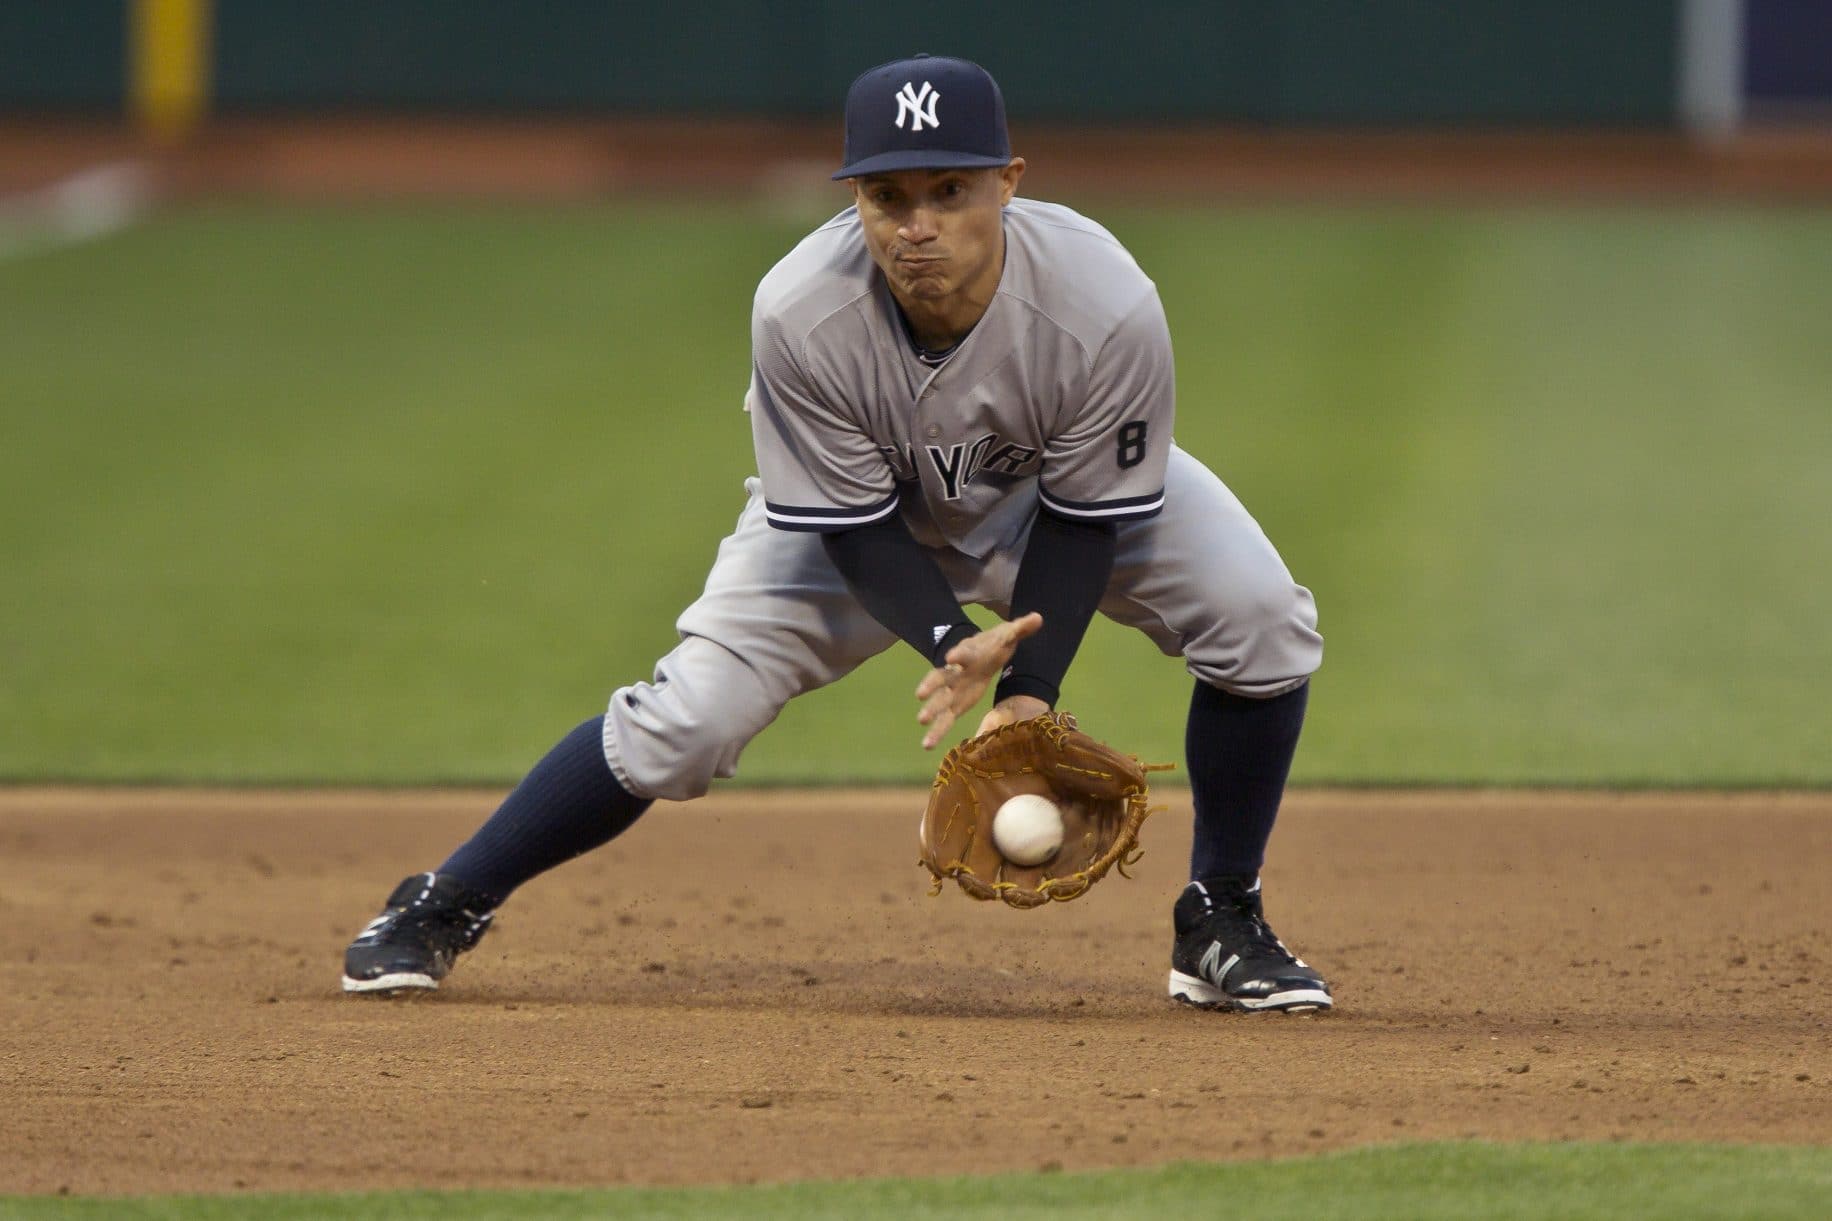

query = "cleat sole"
342;971;438;994
1168;969;1332;1013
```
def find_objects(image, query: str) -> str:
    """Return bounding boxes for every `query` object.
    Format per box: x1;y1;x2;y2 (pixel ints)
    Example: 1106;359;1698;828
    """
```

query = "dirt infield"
1;787;1826;1197
6;117;1832;201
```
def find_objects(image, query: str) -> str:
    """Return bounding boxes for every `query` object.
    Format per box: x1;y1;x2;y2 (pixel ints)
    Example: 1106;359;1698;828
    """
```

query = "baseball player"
344;54;1330;1013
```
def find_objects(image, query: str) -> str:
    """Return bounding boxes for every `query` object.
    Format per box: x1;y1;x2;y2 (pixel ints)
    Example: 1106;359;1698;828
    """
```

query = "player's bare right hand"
914;612;1043;750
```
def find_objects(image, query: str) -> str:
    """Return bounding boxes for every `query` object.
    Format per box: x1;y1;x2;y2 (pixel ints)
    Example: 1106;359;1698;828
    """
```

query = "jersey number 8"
1117;421;1148;469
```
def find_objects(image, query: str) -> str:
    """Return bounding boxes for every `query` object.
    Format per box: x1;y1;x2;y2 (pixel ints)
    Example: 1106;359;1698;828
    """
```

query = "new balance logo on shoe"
1197;941;1241;986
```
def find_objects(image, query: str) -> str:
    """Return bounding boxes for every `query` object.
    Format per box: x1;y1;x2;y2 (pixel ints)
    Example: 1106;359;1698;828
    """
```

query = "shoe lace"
368;896;491;951
1213;897;1292;963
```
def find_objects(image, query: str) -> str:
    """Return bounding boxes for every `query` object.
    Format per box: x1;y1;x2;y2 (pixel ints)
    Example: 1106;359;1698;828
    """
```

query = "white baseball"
991;793;1064;866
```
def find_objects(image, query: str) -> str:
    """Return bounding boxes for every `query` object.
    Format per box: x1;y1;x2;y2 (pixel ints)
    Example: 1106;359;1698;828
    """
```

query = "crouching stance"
344;54;1331;1013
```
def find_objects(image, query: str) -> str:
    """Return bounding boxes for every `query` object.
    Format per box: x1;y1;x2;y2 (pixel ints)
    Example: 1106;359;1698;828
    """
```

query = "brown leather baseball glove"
919;712;1167;909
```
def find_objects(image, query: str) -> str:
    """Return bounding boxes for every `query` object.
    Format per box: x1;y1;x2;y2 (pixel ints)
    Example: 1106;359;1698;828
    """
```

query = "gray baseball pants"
603;446;1321;800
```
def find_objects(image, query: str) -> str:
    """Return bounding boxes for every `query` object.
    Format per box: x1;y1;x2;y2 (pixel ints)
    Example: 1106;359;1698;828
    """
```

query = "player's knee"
603;692;756;801
1233;576;1315;644
601;652;783;801
1185;575;1322;693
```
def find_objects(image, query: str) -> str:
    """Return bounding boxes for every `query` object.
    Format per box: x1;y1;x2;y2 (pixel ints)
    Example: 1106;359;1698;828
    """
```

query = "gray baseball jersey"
600;198;1322;801
748;199;1171;555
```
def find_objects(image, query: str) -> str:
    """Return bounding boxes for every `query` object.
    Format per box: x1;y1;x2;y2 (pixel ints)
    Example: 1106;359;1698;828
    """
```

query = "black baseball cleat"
341;872;497;994
1167;875;1332;1013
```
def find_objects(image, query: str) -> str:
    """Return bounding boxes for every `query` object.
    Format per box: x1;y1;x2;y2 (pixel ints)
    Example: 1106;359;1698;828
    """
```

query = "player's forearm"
821;515;978;666
995;512;1118;706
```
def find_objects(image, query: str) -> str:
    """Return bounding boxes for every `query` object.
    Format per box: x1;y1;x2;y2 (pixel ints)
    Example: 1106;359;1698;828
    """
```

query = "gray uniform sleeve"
749;310;898;532
1036;289;1173;523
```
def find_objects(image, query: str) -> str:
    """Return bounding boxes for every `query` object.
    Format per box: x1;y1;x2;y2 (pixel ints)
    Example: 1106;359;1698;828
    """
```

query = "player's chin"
894;262;950;293
899;274;952;299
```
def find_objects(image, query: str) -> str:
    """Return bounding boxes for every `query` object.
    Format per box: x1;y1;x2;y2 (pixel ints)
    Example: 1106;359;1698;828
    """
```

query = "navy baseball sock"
1186;679;1309;880
437;715;651;906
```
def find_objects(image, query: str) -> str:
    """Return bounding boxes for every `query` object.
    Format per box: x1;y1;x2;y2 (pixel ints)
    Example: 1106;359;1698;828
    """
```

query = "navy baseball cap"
832;54;1012;180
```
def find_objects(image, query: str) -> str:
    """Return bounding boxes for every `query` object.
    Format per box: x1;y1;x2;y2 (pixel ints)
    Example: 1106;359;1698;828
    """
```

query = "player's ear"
998;158;1026;204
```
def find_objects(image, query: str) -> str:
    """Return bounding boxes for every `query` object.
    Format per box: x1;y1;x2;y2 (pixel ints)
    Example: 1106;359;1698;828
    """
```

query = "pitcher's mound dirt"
1;787;1826;1196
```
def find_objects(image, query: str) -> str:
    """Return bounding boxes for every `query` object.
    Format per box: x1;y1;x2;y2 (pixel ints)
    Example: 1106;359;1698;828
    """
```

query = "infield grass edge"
5;1141;1828;1220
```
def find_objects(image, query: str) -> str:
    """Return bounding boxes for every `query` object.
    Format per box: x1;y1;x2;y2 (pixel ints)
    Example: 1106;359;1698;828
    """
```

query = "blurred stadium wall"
1;1;1828;200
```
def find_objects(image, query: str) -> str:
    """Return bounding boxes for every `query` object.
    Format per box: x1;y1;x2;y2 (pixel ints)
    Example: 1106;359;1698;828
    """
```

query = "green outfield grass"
5;1143;1827;1219
2;202;1827;785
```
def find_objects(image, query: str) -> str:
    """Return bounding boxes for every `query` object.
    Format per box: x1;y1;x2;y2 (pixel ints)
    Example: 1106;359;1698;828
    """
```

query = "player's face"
851;161;1026;310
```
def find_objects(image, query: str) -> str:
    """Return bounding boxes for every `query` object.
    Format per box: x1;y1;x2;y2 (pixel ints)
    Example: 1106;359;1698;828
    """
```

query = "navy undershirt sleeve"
994;511;1118;707
822;515;977;666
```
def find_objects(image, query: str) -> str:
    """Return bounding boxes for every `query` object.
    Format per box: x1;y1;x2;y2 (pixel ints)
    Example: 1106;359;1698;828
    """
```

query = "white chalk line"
0;162;154;265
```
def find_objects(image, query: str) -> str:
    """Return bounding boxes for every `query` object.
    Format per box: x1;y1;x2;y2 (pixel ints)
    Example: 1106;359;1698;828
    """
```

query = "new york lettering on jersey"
749;198;1173;557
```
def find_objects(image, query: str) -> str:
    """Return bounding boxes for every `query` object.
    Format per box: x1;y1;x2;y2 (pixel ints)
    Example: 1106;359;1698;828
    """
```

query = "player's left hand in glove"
918;711;1168;909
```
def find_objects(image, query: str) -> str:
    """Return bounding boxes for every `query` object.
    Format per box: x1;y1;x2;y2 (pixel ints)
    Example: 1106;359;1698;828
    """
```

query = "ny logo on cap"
894;81;940;132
